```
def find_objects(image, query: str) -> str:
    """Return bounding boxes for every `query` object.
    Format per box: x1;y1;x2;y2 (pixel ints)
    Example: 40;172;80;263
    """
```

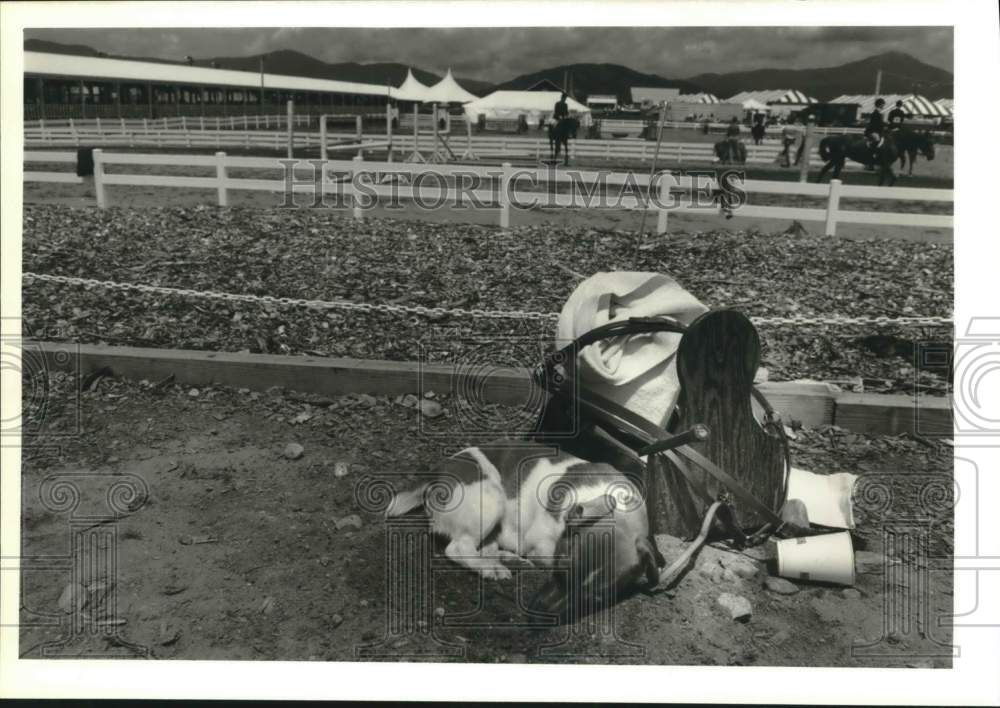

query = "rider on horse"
553;92;570;123
864;97;887;170
887;100;907;133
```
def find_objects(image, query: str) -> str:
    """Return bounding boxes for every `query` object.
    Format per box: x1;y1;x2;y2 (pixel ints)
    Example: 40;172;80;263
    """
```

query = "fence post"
215;151;229;207
95;116;102;133
287;100;295;160
799;121;814;183
656;170;674;235
385;103;394;162
92;148;106;208
500;161;512;229
69;117;78;146
352;154;364;220
120;117;126;135
320;114;327;161
355;115;363;141
825;178;842;237
200;116;205;131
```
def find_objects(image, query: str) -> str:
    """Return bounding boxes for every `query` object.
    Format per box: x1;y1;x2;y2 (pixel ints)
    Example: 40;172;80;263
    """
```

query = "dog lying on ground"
386;441;664;617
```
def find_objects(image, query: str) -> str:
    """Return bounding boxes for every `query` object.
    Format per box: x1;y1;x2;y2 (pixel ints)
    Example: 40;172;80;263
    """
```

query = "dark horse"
714;138;747;165
893;128;936;175
816;134;901;186
548;117;580;165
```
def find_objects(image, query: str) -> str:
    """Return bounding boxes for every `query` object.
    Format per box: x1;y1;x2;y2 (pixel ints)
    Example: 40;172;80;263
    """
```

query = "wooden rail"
33;341;953;437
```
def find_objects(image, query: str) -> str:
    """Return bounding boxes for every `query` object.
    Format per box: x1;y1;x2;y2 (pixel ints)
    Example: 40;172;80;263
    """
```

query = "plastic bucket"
786;467;859;529
776;531;855;586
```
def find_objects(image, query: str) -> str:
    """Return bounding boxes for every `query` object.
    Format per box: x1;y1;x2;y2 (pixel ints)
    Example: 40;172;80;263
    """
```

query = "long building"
23;50;411;120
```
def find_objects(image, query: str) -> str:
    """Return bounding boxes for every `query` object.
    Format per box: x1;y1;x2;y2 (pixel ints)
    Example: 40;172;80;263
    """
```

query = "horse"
816;134;900;186
892;128;936;175
547;117;580;165
714;138;747;165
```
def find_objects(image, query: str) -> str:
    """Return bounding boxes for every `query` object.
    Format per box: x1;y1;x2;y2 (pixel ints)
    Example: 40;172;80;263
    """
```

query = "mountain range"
25;38;953;101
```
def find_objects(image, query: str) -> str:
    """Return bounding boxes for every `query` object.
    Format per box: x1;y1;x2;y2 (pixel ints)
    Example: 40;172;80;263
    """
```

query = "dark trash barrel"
76;147;95;177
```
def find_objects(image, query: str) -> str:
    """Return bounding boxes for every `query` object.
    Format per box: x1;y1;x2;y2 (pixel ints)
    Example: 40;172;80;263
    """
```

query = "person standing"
751;114;766;145
779;115;802;167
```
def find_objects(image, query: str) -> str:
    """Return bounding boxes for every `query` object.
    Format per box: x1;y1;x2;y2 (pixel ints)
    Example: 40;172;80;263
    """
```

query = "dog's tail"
385;484;428;518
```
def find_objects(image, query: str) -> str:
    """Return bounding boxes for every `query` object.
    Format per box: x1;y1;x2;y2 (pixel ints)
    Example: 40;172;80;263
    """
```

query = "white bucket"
786;467;859;529
776;531;855;586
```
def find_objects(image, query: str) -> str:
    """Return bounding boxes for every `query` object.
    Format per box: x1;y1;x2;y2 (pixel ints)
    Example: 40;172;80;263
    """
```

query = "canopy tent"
904;95;950;118
831;94;950;118
463;90;592;126
392;68;434;102
679;92;721;104
935;98;953;117
422;68;478;104
741;98;769;111
726;89;817;105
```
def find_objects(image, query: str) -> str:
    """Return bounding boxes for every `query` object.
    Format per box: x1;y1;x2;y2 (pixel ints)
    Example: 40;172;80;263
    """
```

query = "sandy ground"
20;373;954;665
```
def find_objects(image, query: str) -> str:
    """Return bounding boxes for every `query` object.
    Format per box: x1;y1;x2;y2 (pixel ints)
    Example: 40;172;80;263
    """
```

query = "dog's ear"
636;536;663;588
567;494;617;523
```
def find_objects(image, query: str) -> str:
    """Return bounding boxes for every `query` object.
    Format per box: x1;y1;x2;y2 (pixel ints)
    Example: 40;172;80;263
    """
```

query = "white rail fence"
24;122;834;167
23;149;953;237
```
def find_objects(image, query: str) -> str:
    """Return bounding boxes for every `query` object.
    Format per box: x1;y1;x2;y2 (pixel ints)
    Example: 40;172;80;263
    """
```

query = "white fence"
23;149;953;237
612;119;868;136
24;119;834;168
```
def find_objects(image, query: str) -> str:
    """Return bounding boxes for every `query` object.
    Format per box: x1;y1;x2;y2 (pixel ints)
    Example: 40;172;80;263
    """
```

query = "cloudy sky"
25;27;953;82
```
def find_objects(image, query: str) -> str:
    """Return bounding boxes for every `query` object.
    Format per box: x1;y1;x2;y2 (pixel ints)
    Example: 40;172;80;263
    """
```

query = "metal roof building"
23;50;412;120
25;50;394;97
630;87;681;105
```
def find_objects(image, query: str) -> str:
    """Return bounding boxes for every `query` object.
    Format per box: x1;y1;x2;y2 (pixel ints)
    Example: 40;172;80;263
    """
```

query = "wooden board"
31;341;951;436
835;392;952;436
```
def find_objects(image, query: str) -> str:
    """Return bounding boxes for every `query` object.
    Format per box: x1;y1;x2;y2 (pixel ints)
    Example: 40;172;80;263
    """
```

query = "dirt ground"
20;372;954;665
17;158;955;666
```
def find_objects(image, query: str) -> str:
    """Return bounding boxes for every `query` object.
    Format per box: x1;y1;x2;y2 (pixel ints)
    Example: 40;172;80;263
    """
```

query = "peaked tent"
935;98;953;117
903;95;949;118
726;89;816;105
832;94;950;118
422;68;478;104
463;90;592;126
393;68;434;102
679;92;721;104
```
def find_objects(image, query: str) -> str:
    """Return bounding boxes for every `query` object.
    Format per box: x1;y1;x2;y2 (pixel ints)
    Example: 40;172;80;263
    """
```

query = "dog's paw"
481;565;512;581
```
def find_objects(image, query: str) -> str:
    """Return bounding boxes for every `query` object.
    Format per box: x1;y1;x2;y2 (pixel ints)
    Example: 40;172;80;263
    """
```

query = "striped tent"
832;94;950;118
726;89;817;105
679;92;721;104
935;98;953;117
903;95;949;118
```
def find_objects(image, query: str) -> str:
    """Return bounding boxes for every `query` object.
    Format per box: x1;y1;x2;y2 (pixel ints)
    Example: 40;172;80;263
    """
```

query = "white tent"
422;68;478;104
831;94;951;118
727;89;817;105
463;91;592;126
393;68;434;102
679;92;721;104
741;98;769;111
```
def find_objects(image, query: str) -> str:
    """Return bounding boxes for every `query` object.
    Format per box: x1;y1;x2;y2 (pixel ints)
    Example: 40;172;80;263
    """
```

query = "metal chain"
22;272;953;328
22;272;559;322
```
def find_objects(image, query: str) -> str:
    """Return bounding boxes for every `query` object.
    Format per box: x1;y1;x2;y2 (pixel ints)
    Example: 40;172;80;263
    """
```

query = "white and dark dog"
387;442;664;616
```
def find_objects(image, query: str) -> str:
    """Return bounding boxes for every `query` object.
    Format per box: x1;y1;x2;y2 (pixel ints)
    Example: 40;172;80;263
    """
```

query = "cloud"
24;26;953;82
